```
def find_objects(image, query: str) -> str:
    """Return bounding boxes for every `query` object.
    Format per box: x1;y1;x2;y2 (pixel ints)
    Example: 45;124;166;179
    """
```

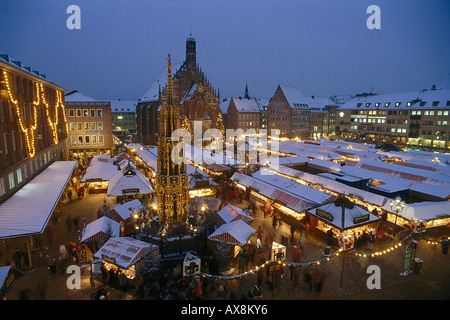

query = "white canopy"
0;161;77;239
208;219;255;246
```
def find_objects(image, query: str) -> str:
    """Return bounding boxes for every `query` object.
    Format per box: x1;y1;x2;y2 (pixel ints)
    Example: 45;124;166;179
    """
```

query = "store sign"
102;254;116;264
353;214;370;224
316;209;334;222
122;188;140;194
183;253;201;276
411;218;426;233
270;241;286;261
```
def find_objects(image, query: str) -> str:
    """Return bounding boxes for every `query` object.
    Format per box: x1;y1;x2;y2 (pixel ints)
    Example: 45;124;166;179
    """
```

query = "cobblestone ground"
1;194;449;300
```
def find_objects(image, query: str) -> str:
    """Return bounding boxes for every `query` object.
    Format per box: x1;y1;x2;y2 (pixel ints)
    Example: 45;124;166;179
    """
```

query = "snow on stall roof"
0;161;77;239
208;219;255;246
216;204;254;224
94;237;158;269
81;161;119;182
274;165;391;208
382;201;450;221
307;202;380;230
109;199;144;220
107;166;153;197
81;216;121;243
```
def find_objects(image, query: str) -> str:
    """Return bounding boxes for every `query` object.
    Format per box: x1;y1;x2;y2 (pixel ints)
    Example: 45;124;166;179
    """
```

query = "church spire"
244;82;249;99
166;54;174;105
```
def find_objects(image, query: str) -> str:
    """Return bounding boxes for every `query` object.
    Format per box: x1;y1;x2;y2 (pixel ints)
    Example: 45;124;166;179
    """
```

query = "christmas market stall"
81;216;121;253
107;199;145;236
207;219;255;272
107;163;154;203
214;204;254;228
94;236;159;286
0;266;22;299
382;200;450;230
306;197;380;246
81;161;119;193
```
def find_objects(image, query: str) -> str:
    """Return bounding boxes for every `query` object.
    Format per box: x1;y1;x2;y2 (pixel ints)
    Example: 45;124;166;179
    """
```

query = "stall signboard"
183;253;201;276
410;218;426;233
353;214;370;224
316;209;333;222
338;232;355;250
102;254;116;264
270;241;286;261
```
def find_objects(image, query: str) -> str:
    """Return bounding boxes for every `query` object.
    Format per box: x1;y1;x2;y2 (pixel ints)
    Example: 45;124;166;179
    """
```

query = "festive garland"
199;231;450;280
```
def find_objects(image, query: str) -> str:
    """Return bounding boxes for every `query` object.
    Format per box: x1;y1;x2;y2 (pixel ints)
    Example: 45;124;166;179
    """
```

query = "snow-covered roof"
208;219;255;246
81;161;119;182
107;165;153;196
382;201;450;222
279;85;337;109
94;236;158;270
64;90;97;102
108;199;144;220
110;99;137;113
307;202;380;230
216;204;254;224
0;161;77;239
81;216;121;243
182;84;198;102
220;98;230;114
231;97;260;112
0;53;51;82
140;62;184;102
339;89;450;110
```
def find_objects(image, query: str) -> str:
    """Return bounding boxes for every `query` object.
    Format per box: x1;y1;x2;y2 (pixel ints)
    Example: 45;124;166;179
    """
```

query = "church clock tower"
155;55;190;230
186;29;196;67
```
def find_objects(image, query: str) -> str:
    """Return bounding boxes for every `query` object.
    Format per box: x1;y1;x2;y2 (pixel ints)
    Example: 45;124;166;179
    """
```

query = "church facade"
136;34;224;146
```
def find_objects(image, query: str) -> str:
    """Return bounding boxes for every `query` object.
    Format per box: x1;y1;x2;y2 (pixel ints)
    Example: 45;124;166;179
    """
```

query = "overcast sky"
1;0;449;101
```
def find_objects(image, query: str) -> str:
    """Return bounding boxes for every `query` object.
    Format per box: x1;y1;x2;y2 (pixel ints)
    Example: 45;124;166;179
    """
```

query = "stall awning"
0;161;77;239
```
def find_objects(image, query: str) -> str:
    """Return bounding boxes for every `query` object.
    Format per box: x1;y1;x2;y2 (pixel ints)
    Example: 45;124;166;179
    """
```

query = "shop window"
8;172;15;190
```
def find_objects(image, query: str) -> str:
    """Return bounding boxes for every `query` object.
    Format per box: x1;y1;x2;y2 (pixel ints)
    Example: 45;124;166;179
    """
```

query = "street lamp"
390;196;405;236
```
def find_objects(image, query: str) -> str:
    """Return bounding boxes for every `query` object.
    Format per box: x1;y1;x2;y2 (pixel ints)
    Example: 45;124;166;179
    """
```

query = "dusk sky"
1;0;449;101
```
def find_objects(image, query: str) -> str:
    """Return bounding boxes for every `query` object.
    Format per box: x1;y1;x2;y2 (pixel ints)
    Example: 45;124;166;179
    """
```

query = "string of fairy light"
199;231;450;280
2;70;67;157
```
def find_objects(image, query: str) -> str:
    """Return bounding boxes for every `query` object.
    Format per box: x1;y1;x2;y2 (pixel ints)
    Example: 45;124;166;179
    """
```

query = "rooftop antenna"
190;25;192;36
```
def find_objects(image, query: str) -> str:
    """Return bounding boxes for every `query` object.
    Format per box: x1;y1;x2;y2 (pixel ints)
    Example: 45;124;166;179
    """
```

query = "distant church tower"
186;27;196;67
244;82;250;99
155;55;190;229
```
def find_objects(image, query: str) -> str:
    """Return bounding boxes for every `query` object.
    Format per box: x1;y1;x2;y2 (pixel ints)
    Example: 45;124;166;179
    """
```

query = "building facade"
136;34;224;146
267;85;338;139
335;89;450;149
64;90;113;159
0;53;69;203
226;97;261;132
111;99;137;135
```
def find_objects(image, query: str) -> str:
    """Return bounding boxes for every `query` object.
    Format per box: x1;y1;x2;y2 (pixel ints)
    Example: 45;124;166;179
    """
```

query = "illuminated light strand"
418;232;450;245
200;249;342;280
40;83;60;145
2;71;66;157
2;71;38;158
348;231;413;257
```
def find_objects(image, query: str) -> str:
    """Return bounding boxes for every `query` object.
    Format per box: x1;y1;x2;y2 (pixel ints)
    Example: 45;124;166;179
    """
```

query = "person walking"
367;232;375;251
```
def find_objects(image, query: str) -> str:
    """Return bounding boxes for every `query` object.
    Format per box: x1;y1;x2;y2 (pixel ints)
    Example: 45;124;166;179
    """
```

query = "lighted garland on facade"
2;70;38;158
2;70;66;157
